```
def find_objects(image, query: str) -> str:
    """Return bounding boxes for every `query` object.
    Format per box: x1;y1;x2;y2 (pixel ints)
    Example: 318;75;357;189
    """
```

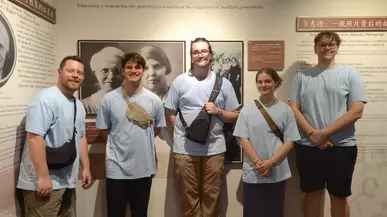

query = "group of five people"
16;31;366;217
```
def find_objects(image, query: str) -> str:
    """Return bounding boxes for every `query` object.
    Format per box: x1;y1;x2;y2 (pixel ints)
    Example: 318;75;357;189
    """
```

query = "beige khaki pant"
22;188;75;217
174;153;225;217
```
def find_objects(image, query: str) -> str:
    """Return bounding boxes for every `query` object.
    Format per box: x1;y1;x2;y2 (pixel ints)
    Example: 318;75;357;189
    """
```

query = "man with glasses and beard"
164;38;240;217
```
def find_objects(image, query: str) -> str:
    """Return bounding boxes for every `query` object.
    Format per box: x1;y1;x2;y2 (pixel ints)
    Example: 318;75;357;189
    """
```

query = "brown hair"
59;56;84;70
189;37;213;71
314;31;341;46
255;67;283;88
121;52;146;69
190;37;213;56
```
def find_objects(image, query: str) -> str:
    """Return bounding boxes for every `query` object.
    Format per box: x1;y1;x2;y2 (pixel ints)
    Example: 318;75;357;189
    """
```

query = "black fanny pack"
45;99;77;170
179;75;223;145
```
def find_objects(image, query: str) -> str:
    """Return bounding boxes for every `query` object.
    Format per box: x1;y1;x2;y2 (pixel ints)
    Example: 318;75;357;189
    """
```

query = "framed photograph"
210;40;244;164
77;40;186;114
0;10;17;88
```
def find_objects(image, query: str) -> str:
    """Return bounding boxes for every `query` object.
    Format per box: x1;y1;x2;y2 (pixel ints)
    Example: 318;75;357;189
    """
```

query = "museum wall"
52;0;387;217
0;0;57;216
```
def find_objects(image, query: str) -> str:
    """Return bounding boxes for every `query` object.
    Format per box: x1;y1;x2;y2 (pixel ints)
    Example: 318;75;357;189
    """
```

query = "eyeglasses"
318;43;338;49
192;49;210;56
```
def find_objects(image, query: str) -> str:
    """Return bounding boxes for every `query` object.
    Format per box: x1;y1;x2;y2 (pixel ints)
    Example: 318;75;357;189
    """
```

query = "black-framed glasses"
318;43;338;49
192;49;210;56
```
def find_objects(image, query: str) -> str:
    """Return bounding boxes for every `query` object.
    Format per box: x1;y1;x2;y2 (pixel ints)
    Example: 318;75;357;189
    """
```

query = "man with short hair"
96;52;166;217
164;38;240;217
82;46;124;113
17;56;92;217
289;31;367;217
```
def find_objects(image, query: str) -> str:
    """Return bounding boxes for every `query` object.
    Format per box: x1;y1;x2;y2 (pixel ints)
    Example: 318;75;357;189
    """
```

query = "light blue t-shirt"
96;87;166;180
164;71;240;156
17;86;86;190
290;64;367;147
233;100;300;184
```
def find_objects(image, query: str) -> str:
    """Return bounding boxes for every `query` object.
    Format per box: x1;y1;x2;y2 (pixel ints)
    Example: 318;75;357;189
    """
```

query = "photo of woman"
139;45;172;102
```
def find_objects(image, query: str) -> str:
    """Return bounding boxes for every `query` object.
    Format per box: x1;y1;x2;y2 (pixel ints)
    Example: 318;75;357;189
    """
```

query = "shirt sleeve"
75;101;87;137
289;72;301;102
232;108;249;139
283;107;301;143
154;101;166;128
81;111;86;137
96;100;110;130
80;121;86;137
164;81;179;111
348;68;367;104
25;100;55;137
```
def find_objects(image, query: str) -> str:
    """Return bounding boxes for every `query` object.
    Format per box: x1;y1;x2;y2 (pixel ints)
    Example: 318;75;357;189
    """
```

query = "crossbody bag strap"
178;109;188;128
72;98;77;137
178;75;223;128
121;87;132;107
208;75;223;102
254;100;284;143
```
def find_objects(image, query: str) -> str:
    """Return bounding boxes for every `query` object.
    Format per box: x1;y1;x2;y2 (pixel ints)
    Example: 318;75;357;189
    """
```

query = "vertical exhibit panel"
294;17;387;217
0;0;57;216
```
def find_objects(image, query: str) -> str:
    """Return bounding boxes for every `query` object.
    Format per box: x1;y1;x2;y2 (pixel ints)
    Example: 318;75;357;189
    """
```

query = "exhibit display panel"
0;0;57;216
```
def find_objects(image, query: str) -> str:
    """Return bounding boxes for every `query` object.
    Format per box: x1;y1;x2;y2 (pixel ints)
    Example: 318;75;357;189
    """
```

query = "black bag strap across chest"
179;75;223;128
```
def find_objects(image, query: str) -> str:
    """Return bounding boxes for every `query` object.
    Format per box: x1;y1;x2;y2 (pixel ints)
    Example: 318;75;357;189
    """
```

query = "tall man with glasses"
164;37;240;217
289;31;367;217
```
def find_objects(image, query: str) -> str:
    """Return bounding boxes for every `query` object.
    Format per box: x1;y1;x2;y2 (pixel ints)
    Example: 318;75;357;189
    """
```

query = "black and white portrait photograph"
0;11;16;87
210;41;244;163
78;40;186;114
